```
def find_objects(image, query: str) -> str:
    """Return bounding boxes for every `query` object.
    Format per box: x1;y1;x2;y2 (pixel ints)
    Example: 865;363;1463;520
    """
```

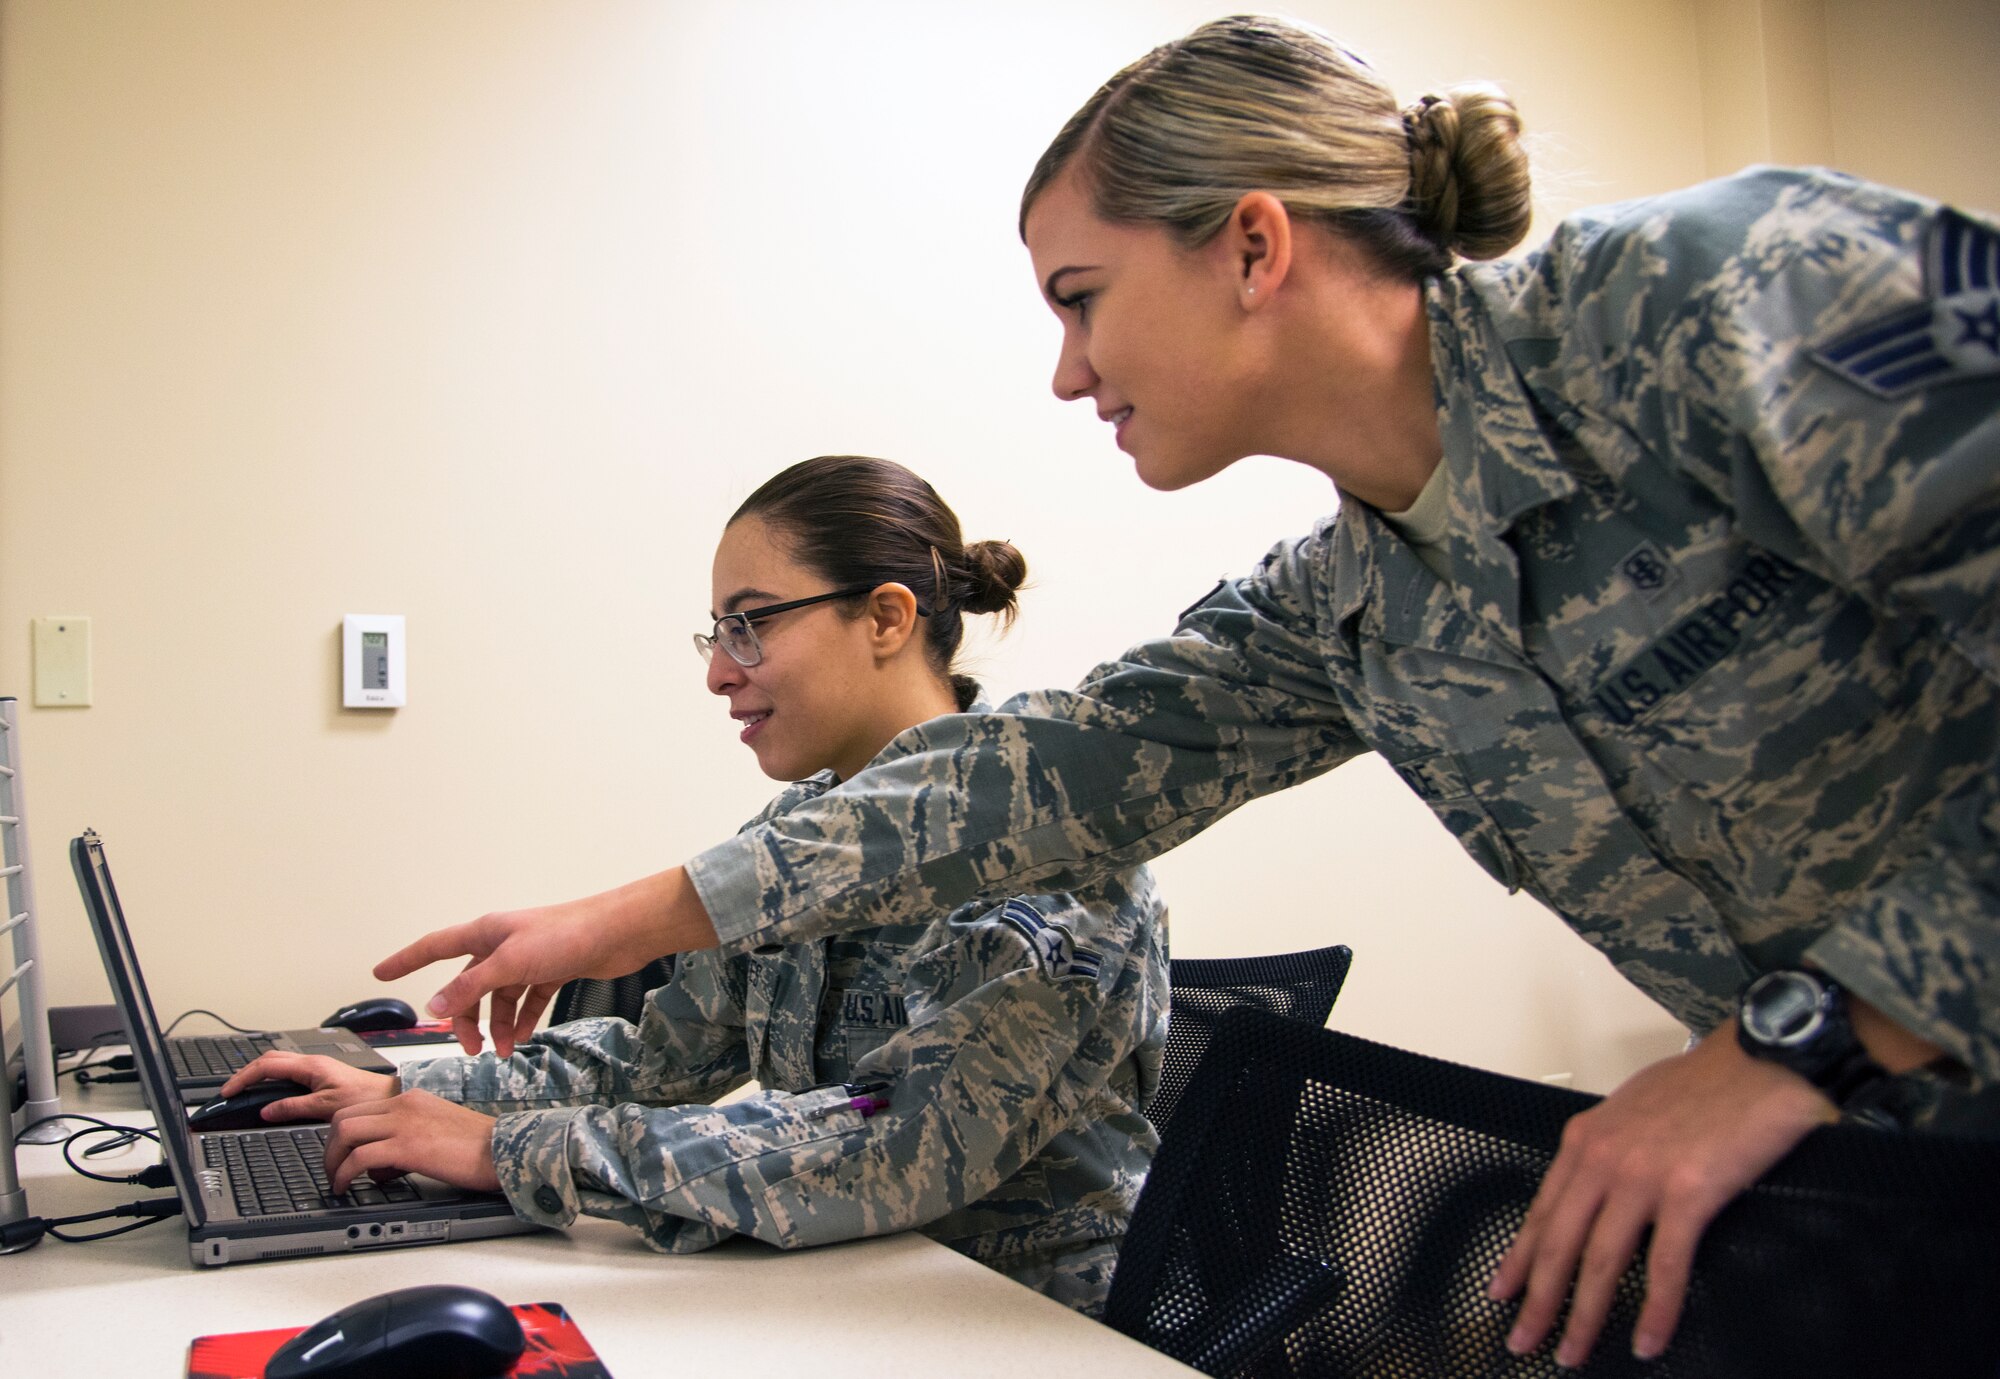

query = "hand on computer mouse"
321;996;419;1033
188;1079;321;1132
219;1051;397;1121
265;1284;525;1379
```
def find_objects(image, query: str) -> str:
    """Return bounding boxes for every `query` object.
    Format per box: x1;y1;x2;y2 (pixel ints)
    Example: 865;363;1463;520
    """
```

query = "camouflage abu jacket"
403;766;1168;1313
685;168;2000;1104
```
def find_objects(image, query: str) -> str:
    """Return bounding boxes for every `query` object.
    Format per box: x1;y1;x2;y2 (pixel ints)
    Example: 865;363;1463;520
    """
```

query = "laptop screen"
70;831;205;1227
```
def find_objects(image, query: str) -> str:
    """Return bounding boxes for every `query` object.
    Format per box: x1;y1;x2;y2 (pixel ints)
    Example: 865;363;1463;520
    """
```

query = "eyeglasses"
693;584;882;668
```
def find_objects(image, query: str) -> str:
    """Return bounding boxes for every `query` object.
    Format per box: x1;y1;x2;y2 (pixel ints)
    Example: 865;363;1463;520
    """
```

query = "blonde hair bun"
1022;15;1534;279
1403;83;1532;261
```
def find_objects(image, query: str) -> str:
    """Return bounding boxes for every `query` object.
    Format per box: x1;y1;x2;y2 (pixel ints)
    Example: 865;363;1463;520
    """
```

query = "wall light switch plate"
32;616;92;706
343;614;406;708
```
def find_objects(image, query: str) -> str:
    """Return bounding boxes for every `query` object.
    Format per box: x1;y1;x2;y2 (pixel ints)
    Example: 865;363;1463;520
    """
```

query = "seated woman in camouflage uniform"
223;455;1169;1314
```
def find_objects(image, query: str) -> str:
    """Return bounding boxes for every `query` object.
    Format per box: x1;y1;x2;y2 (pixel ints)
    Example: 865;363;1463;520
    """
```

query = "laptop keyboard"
201;1126;423;1216
169;1033;278;1080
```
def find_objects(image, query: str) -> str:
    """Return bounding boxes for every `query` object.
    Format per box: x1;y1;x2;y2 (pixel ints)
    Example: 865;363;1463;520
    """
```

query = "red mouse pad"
187;1301;612;1378
357;1020;464;1047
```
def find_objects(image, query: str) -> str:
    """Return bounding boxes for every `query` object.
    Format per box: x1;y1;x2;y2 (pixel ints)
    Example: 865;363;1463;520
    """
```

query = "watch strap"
1820;1042;1892;1108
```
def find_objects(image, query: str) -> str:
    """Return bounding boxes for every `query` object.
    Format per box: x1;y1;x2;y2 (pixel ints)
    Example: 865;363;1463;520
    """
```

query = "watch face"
1744;971;1827;1047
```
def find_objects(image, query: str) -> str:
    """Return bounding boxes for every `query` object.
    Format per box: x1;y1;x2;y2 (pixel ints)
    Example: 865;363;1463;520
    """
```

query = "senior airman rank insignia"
1812;207;2000;397
1000;901;1104;982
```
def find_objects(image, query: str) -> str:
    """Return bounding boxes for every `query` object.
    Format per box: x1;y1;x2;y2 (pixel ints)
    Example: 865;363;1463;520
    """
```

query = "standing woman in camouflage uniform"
226;455;1169;1314
385;14;2000;1366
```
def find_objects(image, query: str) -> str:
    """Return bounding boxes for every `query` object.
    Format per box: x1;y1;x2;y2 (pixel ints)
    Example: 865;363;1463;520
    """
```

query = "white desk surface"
2;1048;1198;1378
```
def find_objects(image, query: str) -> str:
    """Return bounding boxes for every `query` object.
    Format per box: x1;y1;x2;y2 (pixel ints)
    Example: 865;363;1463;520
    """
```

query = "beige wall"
1696;0;2000;215
1824;0;2000;214
1694;0;1835;174
1;1;1987;1095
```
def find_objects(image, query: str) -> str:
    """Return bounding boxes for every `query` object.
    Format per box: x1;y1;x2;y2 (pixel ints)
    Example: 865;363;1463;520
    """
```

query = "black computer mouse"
320;996;419;1033
265;1284;526;1379
186;1079;317;1131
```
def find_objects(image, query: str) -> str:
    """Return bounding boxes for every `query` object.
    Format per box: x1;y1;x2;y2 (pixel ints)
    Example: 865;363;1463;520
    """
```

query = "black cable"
0;1196;182;1251
75;1069;139;1088
161;1008;271;1038
67;1055;134;1084
82;1128;147;1157
64;1125;169;1185
11;1046;127;1111
15;1113;169;1184
80;1119;148;1151
47;1205;181;1244
57;1042;108;1073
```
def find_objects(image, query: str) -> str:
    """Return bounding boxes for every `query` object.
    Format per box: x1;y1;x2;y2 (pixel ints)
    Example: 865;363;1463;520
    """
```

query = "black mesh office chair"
548;956;677;1026
1151;946;1352;1134
1105;1006;2000;1379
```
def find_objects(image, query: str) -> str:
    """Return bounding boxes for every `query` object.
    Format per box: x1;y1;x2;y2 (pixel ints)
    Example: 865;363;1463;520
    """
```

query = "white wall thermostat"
342;614;406;708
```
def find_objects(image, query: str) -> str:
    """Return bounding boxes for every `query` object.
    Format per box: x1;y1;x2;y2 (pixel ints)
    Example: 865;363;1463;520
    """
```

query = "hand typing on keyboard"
324;1089;503;1195
225;1049;502;1194
219;1051;397;1122
203;1125;426;1215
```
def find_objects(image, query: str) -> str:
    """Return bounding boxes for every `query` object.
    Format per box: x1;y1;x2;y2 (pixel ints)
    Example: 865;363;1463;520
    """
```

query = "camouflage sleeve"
686;536;1363;951
486;878;1167;1254
400;780;829;1110
1559;168;2000;1080
397;948;752;1113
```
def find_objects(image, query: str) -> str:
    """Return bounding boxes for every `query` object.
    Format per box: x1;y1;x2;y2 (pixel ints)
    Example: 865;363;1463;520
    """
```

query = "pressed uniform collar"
1333;268;1578;657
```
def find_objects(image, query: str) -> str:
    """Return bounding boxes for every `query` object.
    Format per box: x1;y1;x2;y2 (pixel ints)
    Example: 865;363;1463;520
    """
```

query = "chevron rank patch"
1000;901;1105;982
1812;207;2000;397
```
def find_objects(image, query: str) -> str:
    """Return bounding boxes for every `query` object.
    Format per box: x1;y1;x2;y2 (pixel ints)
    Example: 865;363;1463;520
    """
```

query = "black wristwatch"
1736;968;1890;1107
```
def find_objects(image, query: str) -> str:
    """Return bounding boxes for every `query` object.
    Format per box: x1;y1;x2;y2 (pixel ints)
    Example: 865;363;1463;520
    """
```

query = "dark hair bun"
958;539;1027;621
734;456;1026;695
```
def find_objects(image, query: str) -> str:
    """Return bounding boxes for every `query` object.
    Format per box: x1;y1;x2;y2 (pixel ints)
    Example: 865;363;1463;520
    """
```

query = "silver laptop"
71;829;542;1266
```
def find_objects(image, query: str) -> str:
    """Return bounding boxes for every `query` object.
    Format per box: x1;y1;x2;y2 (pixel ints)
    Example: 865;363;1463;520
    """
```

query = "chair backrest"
1151;946;1351;1134
1105;1006;2000;1379
548;956;677;1027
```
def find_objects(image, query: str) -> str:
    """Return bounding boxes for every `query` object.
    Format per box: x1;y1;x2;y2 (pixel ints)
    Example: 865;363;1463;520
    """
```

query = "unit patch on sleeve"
1812;207;2000;397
